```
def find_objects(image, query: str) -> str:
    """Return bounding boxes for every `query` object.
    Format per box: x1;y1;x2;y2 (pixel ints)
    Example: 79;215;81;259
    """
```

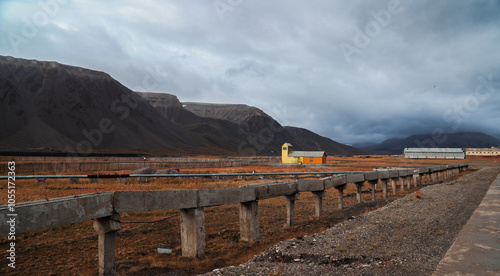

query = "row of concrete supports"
89;165;466;275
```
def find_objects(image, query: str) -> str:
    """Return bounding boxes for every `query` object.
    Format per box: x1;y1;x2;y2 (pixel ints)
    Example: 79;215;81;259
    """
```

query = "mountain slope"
0;55;373;156
0;55;208;155
179;98;371;156
364;132;500;153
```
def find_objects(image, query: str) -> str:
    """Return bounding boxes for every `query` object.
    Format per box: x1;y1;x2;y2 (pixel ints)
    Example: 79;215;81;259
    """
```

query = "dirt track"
204;167;500;275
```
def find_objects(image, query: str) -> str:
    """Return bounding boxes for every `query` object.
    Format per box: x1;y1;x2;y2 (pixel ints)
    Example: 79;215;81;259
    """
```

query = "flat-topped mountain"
140;92;372;156
183;102;271;126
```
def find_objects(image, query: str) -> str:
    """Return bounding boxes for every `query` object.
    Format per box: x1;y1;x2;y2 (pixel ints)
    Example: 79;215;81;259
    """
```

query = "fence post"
93;213;121;276
180;207;205;258
239;201;260;242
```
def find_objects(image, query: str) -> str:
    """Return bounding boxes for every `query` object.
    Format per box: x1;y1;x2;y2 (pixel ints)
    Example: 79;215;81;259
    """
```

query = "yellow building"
281;143;326;164
465;147;500;156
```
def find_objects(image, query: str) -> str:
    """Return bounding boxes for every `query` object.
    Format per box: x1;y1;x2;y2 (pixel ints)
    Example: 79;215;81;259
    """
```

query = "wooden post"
239;201;260;242
180;207;205;258
93;213;121;276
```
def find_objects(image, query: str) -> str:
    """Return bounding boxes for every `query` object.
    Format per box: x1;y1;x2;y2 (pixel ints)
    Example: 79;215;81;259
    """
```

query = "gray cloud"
1;0;499;144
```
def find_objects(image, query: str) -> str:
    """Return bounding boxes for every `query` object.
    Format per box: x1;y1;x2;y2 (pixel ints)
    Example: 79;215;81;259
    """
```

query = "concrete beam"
389;170;399;179
198;187;255;207
253;182;298;200
113;190;197;212
326;175;347;189
298;179;325;192
346;173;365;183
239;201;260;242
377;171;390;180
364;172;379;181
0;193;114;236
180;208;205;258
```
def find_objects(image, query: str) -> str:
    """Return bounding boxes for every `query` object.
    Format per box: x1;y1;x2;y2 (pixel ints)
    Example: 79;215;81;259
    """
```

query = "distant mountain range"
354;132;500;153
0;55;371;156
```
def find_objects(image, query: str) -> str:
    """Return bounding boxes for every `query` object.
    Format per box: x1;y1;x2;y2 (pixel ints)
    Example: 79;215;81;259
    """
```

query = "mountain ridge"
1;55;370;156
139;92;373;156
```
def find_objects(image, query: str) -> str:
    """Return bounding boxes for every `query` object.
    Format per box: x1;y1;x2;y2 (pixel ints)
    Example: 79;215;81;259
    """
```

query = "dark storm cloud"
1;0;499;144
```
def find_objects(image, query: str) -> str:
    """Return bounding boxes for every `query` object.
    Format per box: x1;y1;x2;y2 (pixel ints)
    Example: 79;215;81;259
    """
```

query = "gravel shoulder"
204;167;500;276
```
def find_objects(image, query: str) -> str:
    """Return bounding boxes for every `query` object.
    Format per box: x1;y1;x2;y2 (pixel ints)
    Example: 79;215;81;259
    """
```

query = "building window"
310;157;314;162
283;147;287;151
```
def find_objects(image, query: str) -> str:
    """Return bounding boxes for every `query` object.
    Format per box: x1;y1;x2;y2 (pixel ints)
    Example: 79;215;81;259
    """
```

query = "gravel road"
203;167;500;276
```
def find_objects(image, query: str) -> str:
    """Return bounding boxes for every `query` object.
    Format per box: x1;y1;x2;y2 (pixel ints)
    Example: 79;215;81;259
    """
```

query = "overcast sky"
1;0;499;144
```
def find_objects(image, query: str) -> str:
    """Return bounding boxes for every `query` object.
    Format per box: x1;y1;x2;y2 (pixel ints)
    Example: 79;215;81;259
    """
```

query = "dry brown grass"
0;156;493;275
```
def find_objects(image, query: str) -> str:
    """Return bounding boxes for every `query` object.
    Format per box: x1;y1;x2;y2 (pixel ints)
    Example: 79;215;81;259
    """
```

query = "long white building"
404;148;465;159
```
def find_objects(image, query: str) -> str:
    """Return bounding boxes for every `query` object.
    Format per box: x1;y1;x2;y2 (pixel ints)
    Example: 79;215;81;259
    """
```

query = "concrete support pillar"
239;201;260;242
380;179;388;199
368;180;378;201
312;191;327;217
180;207;205;258
406;176;412;189
391;178;397;195
431;172;436;183
399;177;405;191
355;181;364;203
413;175;420;187
335;185;347;209
93;213;121;276
284;194;299;227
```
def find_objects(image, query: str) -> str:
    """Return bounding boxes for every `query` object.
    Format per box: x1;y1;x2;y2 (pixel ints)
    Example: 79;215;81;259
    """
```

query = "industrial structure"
465;147;500;156
404;148;466;159
281;142;326;164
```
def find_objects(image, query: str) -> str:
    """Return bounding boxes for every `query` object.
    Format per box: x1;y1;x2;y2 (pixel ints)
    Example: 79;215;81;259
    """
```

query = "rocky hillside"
0;55;371;156
0;56;213;155
141;92;371;156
